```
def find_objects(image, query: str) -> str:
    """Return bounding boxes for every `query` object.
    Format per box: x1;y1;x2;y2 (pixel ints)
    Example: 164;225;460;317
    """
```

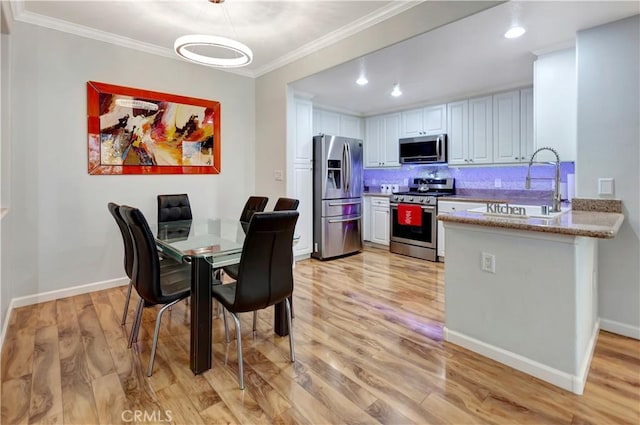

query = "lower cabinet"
364;196;390;246
437;200;486;258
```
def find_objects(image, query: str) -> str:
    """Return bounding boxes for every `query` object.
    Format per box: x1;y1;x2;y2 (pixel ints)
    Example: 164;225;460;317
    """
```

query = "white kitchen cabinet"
534;48;576;162
401;104;447;137
437;200;486;259
520;87;535;163
370;197;390;246
292;163;313;256
447;100;469;165
340;114;362;139
468;95;493;165
291;97;314;257
294;98;313;163
493;90;521;164
313;109;340;136
313;108;362;140
448;96;493;165
364;112;400;168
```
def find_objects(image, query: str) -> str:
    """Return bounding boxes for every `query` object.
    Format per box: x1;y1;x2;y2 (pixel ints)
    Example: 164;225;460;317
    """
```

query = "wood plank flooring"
2;247;639;424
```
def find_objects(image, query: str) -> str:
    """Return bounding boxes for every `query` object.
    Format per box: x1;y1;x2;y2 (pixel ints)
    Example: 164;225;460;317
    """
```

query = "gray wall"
576;15;640;337
0;20;256;330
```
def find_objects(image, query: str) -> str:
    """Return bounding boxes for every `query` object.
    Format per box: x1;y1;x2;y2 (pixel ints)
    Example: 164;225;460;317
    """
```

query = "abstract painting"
87;81;221;174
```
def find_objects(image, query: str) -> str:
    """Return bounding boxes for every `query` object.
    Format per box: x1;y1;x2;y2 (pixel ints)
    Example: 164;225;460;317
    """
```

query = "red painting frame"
87;81;221;175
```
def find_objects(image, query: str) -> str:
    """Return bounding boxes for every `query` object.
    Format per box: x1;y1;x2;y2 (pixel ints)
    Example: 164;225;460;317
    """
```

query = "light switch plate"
598;178;614;196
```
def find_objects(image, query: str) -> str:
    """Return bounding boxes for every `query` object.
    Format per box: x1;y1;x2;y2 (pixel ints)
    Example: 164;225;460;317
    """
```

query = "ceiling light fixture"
504;26;526;39
356;76;368;86
391;83;402;97
174;0;253;68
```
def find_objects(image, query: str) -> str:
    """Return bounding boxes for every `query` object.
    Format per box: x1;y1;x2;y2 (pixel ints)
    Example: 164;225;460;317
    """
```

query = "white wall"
576;15;640;338
1;2;12;335
1;21;255;328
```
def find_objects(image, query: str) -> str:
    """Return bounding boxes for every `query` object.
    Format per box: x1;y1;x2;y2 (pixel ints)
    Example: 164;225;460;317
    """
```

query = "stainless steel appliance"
399;134;447;164
312;134;363;260
389;178;455;261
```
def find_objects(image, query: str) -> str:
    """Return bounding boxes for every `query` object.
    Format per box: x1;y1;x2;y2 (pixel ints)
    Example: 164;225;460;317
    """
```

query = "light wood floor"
2;247;639;424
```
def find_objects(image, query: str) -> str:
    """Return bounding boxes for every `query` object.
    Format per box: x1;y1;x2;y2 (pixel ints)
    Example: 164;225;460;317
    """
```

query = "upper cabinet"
364;113;401;168
293;98;313;163
401;104;447;137
448;88;533;166
468;95;493;165
447;100;469;165
493;90;521;163
534;48;576;163
313;108;363;140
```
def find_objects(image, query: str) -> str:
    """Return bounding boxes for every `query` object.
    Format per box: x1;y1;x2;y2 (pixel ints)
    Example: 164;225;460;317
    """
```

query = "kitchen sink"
467;204;571;219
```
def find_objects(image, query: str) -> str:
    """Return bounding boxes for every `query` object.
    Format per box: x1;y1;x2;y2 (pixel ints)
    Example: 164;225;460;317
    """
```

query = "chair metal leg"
288;295;295;319
252;311;257;332
285;298;295;363
128;298;144;348
121;279;133;325
230;312;244;390
222;308;230;343
147;298;182;377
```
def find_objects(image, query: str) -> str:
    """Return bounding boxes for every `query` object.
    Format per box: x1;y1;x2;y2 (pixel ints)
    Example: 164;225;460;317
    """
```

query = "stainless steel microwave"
399;134;447;164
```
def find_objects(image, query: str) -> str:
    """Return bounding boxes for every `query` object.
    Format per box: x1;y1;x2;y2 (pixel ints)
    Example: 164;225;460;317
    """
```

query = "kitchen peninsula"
438;199;624;395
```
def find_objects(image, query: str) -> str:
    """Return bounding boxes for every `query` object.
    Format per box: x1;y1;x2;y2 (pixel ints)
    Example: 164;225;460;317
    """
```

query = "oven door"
389;204;437;249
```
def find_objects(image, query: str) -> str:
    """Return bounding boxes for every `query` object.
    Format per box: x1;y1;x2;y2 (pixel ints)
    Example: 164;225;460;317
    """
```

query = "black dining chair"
223;197;299;327
239;196;269;230
222;195;269;280
108;202;183;327
212;211;299;389
273;197;300;211
157;194;192;223
120;205;192;377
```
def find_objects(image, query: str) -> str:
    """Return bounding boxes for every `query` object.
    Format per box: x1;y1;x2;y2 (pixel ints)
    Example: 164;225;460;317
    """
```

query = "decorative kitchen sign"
87;81;221;175
485;202;526;216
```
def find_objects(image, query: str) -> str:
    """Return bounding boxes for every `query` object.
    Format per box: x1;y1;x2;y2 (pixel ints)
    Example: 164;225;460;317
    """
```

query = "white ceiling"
8;1;639;115
10;0;417;77
292;1;640;116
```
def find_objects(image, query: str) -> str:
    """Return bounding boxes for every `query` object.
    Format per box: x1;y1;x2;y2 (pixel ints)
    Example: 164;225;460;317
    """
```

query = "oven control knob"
409;197;414;202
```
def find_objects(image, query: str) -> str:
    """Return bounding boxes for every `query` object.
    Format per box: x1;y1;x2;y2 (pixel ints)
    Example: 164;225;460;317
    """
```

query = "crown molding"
9;0;422;79
252;1;423;77
9;0;254;78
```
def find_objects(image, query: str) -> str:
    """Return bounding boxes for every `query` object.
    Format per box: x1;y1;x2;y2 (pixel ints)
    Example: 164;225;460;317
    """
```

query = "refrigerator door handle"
328;216;361;224
345;142;351;193
328;201;361;206
341;143;347;191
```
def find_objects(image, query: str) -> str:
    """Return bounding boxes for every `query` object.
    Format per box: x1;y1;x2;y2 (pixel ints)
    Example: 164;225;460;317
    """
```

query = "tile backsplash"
364;162;575;192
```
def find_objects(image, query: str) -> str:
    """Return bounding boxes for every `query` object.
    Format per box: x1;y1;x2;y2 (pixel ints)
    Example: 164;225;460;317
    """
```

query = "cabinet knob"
469;159;474;162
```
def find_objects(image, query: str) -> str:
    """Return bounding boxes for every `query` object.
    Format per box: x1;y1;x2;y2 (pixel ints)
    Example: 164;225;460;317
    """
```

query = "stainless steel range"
389;178;455;261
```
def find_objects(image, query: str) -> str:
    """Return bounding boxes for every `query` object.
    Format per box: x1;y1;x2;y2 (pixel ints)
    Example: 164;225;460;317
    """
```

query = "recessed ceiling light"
391;84;402;97
356;76;368;86
504;26;526;39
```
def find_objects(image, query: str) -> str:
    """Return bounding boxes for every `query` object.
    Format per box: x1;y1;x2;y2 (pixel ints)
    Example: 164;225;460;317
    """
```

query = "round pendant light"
174;34;253;68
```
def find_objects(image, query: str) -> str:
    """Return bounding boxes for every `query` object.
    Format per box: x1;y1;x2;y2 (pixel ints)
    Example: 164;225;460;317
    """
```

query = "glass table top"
150;219;246;266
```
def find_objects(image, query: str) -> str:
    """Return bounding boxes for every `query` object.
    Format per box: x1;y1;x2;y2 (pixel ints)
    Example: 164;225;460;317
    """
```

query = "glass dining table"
151;219;290;375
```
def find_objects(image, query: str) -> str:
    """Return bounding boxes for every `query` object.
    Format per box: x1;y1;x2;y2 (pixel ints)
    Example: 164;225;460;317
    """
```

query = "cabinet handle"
469;159;474;162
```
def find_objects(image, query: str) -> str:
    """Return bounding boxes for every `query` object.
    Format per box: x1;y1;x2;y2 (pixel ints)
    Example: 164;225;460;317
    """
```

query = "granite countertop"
438;199;624;239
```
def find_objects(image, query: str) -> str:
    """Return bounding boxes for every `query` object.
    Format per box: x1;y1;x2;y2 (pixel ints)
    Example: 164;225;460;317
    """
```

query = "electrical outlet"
274;170;284;181
481;252;496;273
494;178;502;188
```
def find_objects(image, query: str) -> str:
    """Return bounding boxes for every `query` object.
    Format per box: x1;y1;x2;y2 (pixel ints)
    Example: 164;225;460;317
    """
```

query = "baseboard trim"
444;323;599;395
0;277;128;348
600;318;640;340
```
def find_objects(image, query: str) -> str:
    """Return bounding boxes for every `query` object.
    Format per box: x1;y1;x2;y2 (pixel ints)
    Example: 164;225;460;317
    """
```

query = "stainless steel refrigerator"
312;134;363;260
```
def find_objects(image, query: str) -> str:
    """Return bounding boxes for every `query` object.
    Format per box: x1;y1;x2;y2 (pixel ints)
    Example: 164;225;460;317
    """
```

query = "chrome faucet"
525;146;562;212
